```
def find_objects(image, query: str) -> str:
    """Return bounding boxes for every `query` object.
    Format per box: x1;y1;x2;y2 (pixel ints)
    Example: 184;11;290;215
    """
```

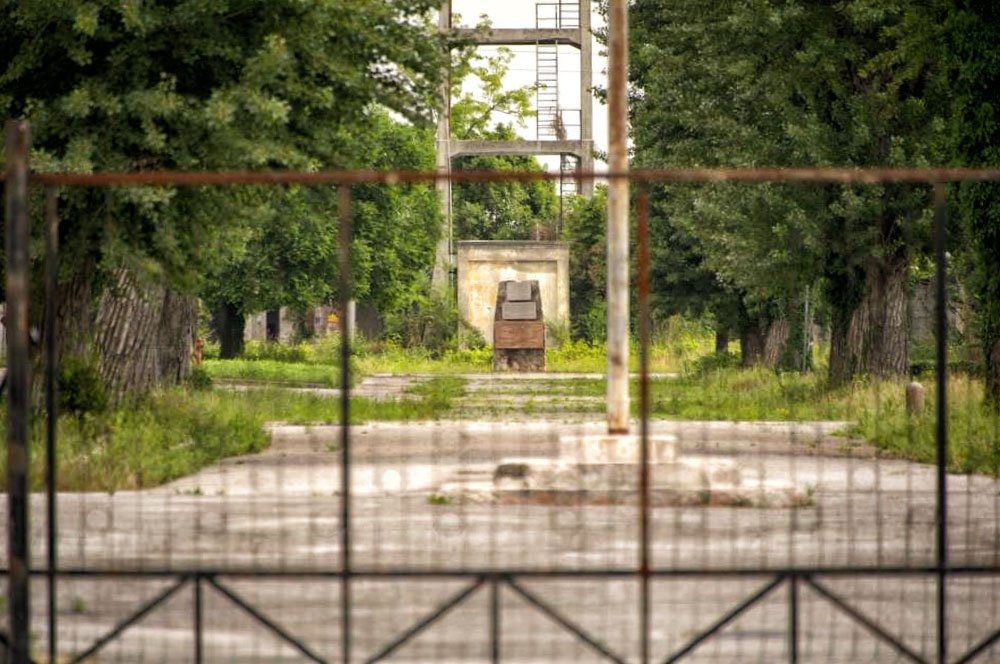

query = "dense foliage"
450;47;559;241
629;0;950;379
0;0;448;387
945;0;1000;408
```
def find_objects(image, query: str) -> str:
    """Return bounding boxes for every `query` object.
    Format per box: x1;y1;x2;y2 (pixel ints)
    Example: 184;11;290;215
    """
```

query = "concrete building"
456;240;570;346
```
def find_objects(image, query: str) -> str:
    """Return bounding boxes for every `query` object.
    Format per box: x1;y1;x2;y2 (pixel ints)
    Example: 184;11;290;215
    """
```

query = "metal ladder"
536;1;581;204
535;43;560;141
535;1;579;141
560;154;579;198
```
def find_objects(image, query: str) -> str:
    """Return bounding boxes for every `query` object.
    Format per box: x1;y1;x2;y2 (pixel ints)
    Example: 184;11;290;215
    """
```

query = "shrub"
689;351;742;376
242;340;310;363
187;367;214;391
58;358;108;416
386;290;460;356
545;320;572;349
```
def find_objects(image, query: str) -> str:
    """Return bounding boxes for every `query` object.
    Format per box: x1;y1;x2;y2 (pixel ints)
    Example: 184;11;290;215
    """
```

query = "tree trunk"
829;252;909;384
740;322;765;366
214;301;245;359
763;318;790;368
989;337;1000;410
715;328;729;354
95;268;164;400
739;304;790;369
156;290;197;386
54;269;95;366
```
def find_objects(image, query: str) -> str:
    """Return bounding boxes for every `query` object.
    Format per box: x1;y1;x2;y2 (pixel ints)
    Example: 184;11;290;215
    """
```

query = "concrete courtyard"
7;416;1000;662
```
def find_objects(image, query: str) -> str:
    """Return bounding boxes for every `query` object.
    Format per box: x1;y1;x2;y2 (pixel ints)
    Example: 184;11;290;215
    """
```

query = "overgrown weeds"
1;377;464;492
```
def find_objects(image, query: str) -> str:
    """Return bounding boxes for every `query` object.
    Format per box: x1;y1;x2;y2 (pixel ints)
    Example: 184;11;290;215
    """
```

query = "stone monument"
455;241;569;348
493;280;545;372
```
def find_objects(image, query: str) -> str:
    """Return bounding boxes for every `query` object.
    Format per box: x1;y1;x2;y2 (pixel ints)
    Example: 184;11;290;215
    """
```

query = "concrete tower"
432;0;595;291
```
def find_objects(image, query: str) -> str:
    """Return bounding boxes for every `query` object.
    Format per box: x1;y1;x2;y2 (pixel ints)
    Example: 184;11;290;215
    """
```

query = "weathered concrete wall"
457;241;569;345
244;307;297;343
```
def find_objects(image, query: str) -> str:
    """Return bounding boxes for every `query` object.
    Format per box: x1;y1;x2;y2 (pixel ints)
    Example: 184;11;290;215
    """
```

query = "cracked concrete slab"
15;418;1000;662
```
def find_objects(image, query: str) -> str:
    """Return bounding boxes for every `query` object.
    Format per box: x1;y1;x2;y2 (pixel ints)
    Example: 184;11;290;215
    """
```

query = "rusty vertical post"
933;182;948;664
5;120;32;663
606;0;630;434
44;187;59;664
338;186;354;664
637;191;651;664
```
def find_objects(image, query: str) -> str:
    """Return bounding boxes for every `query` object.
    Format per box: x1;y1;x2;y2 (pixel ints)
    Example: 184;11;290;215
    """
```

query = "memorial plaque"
507;281;532;302
502;301;537;320
494;320;545;349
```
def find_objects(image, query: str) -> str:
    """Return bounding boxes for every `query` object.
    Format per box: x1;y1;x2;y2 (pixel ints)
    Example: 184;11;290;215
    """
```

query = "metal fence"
4;117;1000;662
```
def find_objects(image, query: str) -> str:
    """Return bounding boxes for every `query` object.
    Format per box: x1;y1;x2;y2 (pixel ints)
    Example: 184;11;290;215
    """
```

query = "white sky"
450;1;610;170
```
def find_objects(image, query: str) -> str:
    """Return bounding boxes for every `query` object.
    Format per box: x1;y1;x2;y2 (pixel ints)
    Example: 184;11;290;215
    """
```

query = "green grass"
214;340;705;379
204;316;716;378
652;368;1000;474
356;344;493;374
851;375;1000;474
648;369;853;421
203;359;342;387
2;377;464;492
444;366;1000;475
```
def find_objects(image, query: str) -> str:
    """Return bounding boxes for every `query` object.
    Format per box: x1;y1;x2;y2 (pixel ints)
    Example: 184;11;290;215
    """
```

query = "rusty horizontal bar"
2;167;1000;188
8;565;1000;578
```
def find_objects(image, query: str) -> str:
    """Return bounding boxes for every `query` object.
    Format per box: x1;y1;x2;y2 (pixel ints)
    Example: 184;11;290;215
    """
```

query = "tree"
0;0;446;396
945;1;1000;407
203;112;441;357
450;46;558;241
629;0;949;380
562;188;608;341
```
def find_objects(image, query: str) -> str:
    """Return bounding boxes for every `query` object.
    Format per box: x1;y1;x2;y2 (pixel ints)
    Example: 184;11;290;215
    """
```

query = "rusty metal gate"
5;116;1000;662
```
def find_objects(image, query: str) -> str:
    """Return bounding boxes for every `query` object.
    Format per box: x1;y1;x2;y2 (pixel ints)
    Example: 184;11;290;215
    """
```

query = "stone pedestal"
493;280;545;372
558;434;679;464
436;432;812;509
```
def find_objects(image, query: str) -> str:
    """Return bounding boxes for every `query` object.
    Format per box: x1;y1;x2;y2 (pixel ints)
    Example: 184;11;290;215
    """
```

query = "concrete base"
494;348;545;372
435;433;812;509
558;434;679;463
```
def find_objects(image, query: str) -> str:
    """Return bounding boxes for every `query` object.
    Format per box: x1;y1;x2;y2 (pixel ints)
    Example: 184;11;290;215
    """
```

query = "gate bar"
933;183;948;664
194;576;203;663
25;166;1000;188
70;577;188;664
44;187;59;664
5;119;31;664
662;576;784;664
789;575;799;664
490;578;500;663
338;186;354;664
16;565;1000;578
208;577;327;664
804;576;928;664
365;578;485;663
506;578;628;664
952;622;1000;664
637;191;652;664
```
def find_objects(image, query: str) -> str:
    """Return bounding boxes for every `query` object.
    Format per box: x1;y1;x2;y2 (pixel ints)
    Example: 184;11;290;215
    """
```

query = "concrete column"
606;0;629;434
578;0;594;197
432;0;453;293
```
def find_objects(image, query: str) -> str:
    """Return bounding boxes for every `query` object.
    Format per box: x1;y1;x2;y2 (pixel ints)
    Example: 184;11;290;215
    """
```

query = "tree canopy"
0;0;448;391
629;0;950;378
450;46;559;241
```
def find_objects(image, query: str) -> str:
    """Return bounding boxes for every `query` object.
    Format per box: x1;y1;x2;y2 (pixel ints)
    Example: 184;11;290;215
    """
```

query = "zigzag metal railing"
6;118;1000;662
7;568;1000;663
